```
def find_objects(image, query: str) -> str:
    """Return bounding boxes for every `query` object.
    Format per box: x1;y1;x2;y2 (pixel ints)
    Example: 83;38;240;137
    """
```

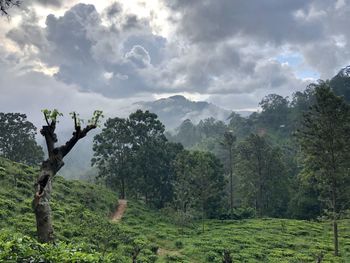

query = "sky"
1;0;350;128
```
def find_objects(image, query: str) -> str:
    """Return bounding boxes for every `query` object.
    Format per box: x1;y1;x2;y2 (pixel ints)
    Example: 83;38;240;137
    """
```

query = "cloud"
35;0;63;8
2;0;350;113
164;0;321;45
6;3;168;98
125;45;151;68
163;0;350;80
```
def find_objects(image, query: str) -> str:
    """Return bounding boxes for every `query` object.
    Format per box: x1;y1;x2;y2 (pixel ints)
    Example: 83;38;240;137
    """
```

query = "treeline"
164;68;350;224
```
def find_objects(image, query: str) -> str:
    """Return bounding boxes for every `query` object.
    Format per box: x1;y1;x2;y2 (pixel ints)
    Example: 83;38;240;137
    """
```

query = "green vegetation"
2;68;350;261
123;202;350;262
1;157;350;262
0;113;44;166
0;157;157;262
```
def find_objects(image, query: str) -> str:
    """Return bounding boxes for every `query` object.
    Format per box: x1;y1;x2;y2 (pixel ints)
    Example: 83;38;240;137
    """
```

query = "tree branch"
40;120;57;158
58;124;96;158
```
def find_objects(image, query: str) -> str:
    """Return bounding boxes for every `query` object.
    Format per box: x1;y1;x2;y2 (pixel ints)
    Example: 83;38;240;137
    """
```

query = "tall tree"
92;117;132;199
0;112;44;165
297;81;350;256
236;134;288;217
128;110;167;204
259;94;290;130
33;109;102;243
221;130;236;216
174;150;225;221
93;110;182;208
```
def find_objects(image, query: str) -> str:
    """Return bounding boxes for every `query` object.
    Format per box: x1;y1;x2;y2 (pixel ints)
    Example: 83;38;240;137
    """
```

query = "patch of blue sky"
295;69;320;80
275;52;320;80
275;52;303;67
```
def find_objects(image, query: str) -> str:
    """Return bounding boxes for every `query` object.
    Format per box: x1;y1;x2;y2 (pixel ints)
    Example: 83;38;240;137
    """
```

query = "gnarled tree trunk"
32;116;96;243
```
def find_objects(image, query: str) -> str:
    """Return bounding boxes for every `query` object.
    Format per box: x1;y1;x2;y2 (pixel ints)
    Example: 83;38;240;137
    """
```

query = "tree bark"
33;159;63;242
229;146;233;216
333;219;339;256
121;177;125;199
32;118;96;243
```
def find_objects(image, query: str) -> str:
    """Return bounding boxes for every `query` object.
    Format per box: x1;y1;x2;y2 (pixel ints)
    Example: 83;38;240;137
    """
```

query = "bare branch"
1;0;21;16
59;124;97;158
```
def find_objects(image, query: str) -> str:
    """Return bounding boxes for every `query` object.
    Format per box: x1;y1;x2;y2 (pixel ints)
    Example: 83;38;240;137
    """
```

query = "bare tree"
32;109;103;243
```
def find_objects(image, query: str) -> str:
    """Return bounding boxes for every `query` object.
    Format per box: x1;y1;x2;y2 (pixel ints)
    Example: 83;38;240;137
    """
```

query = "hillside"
134;95;232;130
0;157;157;262
1;158;350;262
122;203;350;263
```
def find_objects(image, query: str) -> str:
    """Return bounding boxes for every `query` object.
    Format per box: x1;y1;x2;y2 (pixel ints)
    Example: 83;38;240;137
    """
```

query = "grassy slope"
1;157;350;262
122;202;350;263
0;157;116;239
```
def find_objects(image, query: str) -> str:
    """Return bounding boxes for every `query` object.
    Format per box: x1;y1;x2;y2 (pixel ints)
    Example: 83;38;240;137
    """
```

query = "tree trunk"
33;179;54;243
121;177;125;199
333;219;339;256
229;147;233;216
331;173;339;256
32;161;61;243
32;118;96;243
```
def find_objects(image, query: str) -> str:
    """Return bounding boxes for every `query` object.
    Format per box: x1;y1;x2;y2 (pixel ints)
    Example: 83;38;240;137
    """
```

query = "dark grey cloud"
3;0;350;113
164;0;322;45
36;0;63;8
7;3;167;98
105;2;122;19
163;0;350;80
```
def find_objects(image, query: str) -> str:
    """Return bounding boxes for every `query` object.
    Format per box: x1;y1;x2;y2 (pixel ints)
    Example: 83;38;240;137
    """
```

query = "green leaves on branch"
41;109;63;123
89;110;104;127
41;109;104;127
70;110;104;127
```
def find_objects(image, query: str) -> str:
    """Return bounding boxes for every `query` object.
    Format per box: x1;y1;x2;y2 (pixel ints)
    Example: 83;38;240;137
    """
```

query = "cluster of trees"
165;75;350;255
0;113;44;165
92;110;226;218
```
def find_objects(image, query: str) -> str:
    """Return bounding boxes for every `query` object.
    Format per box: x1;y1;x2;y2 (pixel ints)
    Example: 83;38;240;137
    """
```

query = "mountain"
330;65;350;102
134;95;233;129
58;95;253;179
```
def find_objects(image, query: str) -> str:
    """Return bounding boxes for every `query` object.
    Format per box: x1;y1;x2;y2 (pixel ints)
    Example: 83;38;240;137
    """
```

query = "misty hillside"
60;96;249;179
134;95;233;129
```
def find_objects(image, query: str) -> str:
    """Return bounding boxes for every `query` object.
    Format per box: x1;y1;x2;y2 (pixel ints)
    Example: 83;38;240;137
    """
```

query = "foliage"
122;201;350;262
296;81;350;255
1;157;350;261
93;110;183;207
173;150;225;219
0;112;44;165
0;157;157;262
235;134;289;217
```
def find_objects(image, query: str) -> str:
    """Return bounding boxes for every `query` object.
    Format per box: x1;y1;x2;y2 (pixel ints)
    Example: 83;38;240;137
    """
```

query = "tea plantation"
1;157;350;262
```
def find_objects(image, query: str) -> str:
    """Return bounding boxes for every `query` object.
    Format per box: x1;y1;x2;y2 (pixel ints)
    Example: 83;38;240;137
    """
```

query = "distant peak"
338;65;350;77
168;95;188;101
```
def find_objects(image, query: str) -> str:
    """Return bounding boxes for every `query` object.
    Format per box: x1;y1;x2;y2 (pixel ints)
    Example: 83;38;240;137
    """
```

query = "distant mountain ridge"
134;95;233;129
60;95;253;179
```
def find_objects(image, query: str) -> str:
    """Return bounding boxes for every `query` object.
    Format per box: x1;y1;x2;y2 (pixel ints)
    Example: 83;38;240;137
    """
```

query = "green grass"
1;157;350;262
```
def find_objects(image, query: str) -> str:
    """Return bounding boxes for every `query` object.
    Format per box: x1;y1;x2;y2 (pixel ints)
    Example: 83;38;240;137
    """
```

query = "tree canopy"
0;112;44;165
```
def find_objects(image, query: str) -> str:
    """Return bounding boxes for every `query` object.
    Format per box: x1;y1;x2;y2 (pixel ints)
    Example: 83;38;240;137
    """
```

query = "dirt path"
111;199;127;222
